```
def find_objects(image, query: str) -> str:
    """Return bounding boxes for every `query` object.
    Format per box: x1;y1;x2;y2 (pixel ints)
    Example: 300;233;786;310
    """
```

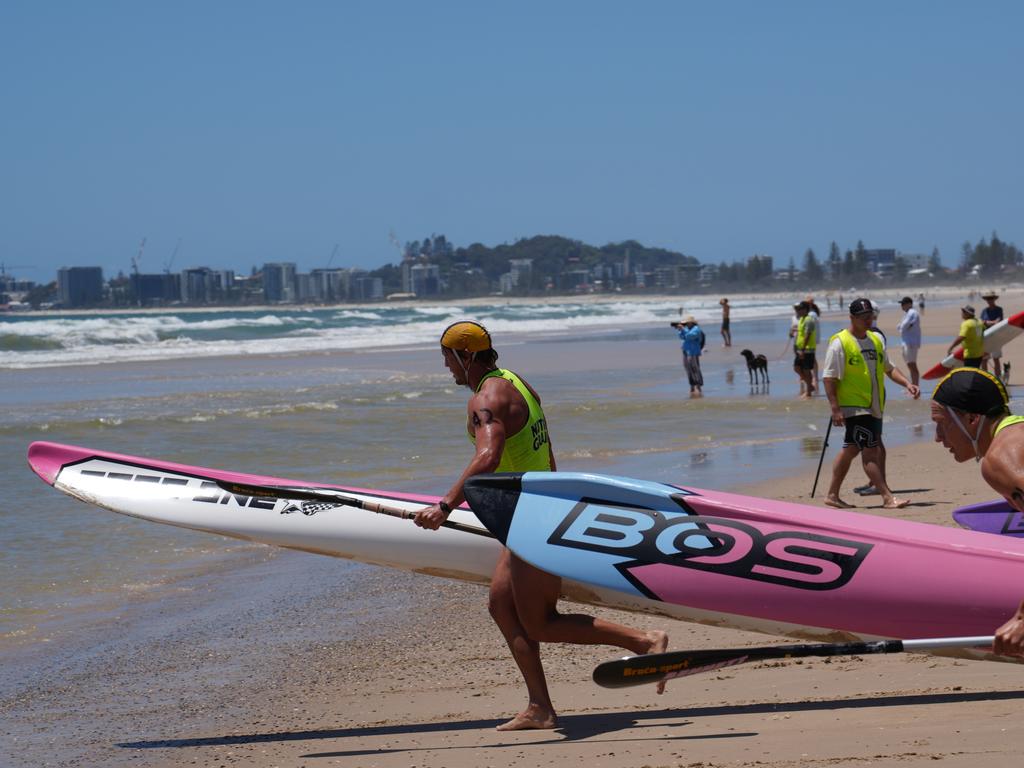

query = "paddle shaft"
215;480;492;538
810;417;833;497
593;635;994;689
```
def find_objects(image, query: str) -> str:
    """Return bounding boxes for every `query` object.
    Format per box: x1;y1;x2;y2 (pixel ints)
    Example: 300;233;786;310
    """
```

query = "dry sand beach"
6;292;1024;768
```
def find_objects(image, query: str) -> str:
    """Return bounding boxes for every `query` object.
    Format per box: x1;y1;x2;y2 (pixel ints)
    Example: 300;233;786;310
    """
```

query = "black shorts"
843;415;883;449
721;319;730;331
963;356;984;368
794;351;815;370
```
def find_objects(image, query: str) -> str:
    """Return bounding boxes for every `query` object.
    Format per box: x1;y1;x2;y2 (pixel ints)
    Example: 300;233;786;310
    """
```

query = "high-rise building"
57;267;104;307
262;263;297;303
132;273;180;305
351;275;384;302
409;263;441;296
309;269;349;302
180;267;232;304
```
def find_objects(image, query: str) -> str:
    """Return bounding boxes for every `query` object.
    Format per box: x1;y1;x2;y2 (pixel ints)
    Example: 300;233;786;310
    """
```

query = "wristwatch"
438;501;452;515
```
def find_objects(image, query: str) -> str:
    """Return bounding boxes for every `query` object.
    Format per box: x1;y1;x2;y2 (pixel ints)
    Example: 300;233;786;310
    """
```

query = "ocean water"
0;296;936;664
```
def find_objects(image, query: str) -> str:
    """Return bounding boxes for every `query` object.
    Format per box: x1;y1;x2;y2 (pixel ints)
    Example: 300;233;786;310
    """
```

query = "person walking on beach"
719;298;732;347
948;305;985;368
896;296;921;387
793;301;817;398
415;321;668;731
822;298;919;510
930;368;1024;656
981;292;1005;379
672;315;705;397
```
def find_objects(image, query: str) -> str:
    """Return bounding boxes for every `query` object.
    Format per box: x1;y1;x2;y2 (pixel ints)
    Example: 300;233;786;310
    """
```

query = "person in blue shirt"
981;292;1005;379
672;315;706;397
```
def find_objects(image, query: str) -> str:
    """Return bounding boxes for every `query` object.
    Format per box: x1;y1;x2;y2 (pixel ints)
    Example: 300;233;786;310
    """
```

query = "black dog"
740;349;769;385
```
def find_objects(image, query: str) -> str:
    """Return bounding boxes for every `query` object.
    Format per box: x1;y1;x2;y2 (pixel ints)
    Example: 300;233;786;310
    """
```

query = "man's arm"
994;602;1024;657
414;385;511;531
948;334;966;355
823;378;844;426
885;366;920;399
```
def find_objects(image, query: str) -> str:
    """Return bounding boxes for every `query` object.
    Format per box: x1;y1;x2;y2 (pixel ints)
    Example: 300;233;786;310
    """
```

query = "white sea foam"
0;298;799;369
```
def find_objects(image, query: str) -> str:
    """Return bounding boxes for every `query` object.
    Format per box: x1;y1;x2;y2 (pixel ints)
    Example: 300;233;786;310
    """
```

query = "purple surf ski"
953;499;1024;537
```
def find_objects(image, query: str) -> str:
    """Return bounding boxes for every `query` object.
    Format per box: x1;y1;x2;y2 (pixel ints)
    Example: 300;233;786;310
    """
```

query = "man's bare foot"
642;630;670;694
496;706;557;731
824;496;854;509
882;497;910;509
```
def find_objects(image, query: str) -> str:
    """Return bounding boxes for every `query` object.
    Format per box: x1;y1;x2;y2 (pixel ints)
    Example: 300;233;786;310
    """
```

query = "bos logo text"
548;499;872;591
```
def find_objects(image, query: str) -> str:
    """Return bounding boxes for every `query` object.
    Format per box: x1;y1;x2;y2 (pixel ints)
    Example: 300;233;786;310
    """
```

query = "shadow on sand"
118;688;1024;757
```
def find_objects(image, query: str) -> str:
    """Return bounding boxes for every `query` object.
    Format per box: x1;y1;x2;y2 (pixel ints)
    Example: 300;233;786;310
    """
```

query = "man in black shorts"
821;298;920;509
792;301;817;397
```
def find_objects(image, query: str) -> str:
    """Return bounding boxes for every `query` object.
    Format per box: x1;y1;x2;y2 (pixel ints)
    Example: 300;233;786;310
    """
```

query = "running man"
822;298;920;509
415;321;668;730
930;368;1024;656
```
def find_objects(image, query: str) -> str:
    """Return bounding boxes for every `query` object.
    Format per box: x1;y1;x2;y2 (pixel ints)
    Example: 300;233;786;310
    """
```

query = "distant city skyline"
2;1;1021;279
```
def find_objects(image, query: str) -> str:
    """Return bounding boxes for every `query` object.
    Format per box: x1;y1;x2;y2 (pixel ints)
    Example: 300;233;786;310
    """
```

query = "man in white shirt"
822;298;920;509
896;296;922;386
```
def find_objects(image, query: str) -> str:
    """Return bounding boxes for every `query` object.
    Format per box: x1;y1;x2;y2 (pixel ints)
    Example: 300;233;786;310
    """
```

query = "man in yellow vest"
793;301;817;398
415;321;667;730
931;368;1024;656
822;298;920;509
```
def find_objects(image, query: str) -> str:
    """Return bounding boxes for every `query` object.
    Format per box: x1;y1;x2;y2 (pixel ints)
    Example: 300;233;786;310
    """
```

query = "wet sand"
6;292;1024;767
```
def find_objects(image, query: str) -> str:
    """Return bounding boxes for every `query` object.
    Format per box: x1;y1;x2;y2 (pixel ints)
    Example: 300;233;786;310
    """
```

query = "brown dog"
740;349;769;385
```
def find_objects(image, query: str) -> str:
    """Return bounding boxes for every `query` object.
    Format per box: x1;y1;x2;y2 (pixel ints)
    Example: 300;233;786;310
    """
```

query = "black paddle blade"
593;639;904;688
463;473;523;544
593;648;757;688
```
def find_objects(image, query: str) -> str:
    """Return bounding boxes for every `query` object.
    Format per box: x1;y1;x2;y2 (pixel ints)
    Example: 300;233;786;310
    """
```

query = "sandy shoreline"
7;295;1024;767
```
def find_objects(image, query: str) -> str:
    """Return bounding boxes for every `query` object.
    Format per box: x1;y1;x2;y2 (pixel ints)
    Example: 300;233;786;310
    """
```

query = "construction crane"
131;237;147;277
0;263;34;277
130;237;146;307
326;243;339;269
164;238;181;274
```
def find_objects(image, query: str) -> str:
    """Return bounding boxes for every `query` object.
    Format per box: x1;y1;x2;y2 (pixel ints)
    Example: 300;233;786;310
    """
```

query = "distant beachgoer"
822;298;919;510
673;315;705;397
806;295;821;391
930;368;1024;656
719;298;731;347
793;301;817;398
949;305;985;368
896;296;921;387
918;293;925;313
981;292;1005;379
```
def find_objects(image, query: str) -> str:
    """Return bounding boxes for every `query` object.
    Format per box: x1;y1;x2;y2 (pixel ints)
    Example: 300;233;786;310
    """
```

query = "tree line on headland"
386;231;1022;297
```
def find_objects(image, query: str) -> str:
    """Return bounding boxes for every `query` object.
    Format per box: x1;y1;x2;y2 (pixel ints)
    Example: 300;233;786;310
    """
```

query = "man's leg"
825;444;860;508
509;554;669;690
488;548;557;731
907;362;919;387
861;445;908;509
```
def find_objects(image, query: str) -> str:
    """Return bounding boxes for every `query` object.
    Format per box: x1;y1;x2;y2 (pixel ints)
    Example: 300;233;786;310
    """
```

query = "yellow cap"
440;321;492;352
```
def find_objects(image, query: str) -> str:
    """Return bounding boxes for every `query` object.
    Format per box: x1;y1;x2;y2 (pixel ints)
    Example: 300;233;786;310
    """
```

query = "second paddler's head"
931;368;1010;462
440;321;498;387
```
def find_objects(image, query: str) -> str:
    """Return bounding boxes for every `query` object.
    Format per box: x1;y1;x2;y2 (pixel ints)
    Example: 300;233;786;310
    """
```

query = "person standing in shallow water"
719;298;732;347
415;321;668;731
672;315;705;397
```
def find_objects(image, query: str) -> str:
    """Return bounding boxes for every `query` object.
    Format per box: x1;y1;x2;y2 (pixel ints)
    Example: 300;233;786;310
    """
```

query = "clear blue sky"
1;1;1021;279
